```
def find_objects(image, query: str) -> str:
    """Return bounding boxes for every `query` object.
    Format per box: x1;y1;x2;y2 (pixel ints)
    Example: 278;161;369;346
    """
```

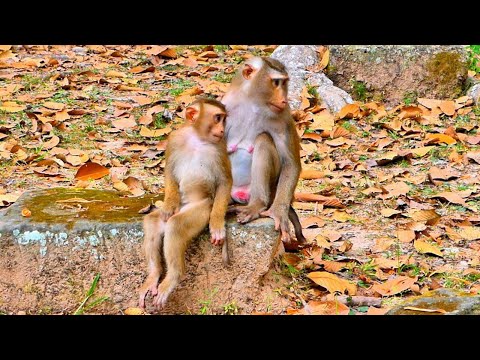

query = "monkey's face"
207;111;226;144
240;58;289;115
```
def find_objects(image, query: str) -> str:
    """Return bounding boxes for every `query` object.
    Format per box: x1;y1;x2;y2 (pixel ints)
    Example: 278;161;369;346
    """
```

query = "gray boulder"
271;45;353;114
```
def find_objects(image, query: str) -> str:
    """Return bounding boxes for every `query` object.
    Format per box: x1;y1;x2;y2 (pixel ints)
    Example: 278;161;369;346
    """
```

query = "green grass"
74;273;109;315
168;78;194;97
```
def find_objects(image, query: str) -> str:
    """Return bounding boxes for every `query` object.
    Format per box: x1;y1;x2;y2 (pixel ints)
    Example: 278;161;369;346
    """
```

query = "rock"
386;288;480;315
327;45;469;108
0;188;286;314
72;47;87;55
271;45;353;114
467;82;480;105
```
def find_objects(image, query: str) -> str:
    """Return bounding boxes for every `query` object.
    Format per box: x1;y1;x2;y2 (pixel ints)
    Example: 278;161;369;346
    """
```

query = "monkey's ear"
242;64;255;80
185;106;199;123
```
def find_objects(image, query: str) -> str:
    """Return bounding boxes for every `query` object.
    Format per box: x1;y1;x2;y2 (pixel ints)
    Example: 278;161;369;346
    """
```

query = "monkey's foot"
153;281;177;309
138;277;159;308
236;204;266;224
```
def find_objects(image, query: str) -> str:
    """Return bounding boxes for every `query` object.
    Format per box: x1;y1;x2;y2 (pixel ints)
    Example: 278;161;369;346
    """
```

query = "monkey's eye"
214;114;223;123
272;79;281;87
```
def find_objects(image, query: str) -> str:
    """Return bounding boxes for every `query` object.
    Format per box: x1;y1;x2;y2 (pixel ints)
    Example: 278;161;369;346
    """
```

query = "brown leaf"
42;101;65;110
293;300;350;315
300;169;324;179
112;116;137;130
398;106;423;119
318;260;349;273
371;276;416;296
338;103;359;119
113;181;129;192
139;126;172;138
332;210;353;223
403;306;447;314
381;208;401;218
414;240;443;257
406;209;441;223
43;135;60;149
366;307;390;315
55;110;70;122
373;258;401;270
428;166;460;181
425;133;456;145
129;65;155;74
431;192;467;206
381;181;410;199
457;226;480;241
307;271;357;295
439;100;456;116
294;193;345;208
407;146;435;158
124;307;145;315
300;216;325;228
417;98;442;109
0;102;25;112
397;229;415;243
466;151;480;164
74;162;109;181
106;70;127;78
21;208;32;217
310;111;334;131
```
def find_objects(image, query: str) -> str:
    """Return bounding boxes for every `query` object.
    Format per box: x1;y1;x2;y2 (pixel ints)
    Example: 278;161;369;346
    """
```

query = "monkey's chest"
174;152;217;199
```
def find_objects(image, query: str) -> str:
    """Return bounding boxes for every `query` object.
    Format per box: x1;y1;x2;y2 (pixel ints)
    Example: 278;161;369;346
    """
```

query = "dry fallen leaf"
290;300;350;315
414;240;443;257
371;276;417;296
403;306;447;314
124;307;145;315
457;226;480;241
307;271;357;295
74;162;109;181
397;229;416;243
21;208;32;217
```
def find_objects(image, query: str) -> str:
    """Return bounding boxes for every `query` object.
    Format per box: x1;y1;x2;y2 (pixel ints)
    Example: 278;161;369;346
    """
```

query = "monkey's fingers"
261;210;280;230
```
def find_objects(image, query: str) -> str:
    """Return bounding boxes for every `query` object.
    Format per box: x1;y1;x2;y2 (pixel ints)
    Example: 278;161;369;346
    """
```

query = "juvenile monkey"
222;56;306;244
139;98;232;309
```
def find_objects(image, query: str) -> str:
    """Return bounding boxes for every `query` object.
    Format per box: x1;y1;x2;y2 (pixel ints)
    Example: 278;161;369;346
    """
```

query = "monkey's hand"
209;222;226;246
160;203;179;221
261;205;292;243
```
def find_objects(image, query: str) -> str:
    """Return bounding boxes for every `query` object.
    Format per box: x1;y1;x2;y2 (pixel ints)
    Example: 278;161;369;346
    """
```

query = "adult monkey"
223;56;306;243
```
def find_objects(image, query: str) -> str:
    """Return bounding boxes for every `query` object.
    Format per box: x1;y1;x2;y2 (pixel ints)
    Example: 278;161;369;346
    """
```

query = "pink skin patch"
232;186;250;204
247;145;254;154
228;144;238;153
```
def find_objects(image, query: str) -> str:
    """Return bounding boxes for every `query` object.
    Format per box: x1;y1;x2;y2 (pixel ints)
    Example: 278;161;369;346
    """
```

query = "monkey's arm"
263;124;301;241
209;163;233;246
161;142;181;221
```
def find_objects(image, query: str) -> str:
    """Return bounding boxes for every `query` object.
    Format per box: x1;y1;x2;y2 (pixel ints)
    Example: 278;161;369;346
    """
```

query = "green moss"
21;188;163;226
426;52;467;97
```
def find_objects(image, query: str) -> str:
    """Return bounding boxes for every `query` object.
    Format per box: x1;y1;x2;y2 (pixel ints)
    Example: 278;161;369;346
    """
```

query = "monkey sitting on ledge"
139;97;232;309
222;56;306;244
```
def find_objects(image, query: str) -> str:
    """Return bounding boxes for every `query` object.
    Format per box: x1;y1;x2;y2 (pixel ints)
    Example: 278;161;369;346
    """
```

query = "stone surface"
271;45;353;113
467;82;480;105
0;188;286;314
386;288;480;315
327;45;469;108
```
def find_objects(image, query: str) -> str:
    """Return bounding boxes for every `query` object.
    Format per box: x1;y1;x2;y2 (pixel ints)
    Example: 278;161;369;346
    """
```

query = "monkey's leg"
237;133;280;224
154;199;212;308
139;210;166;308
